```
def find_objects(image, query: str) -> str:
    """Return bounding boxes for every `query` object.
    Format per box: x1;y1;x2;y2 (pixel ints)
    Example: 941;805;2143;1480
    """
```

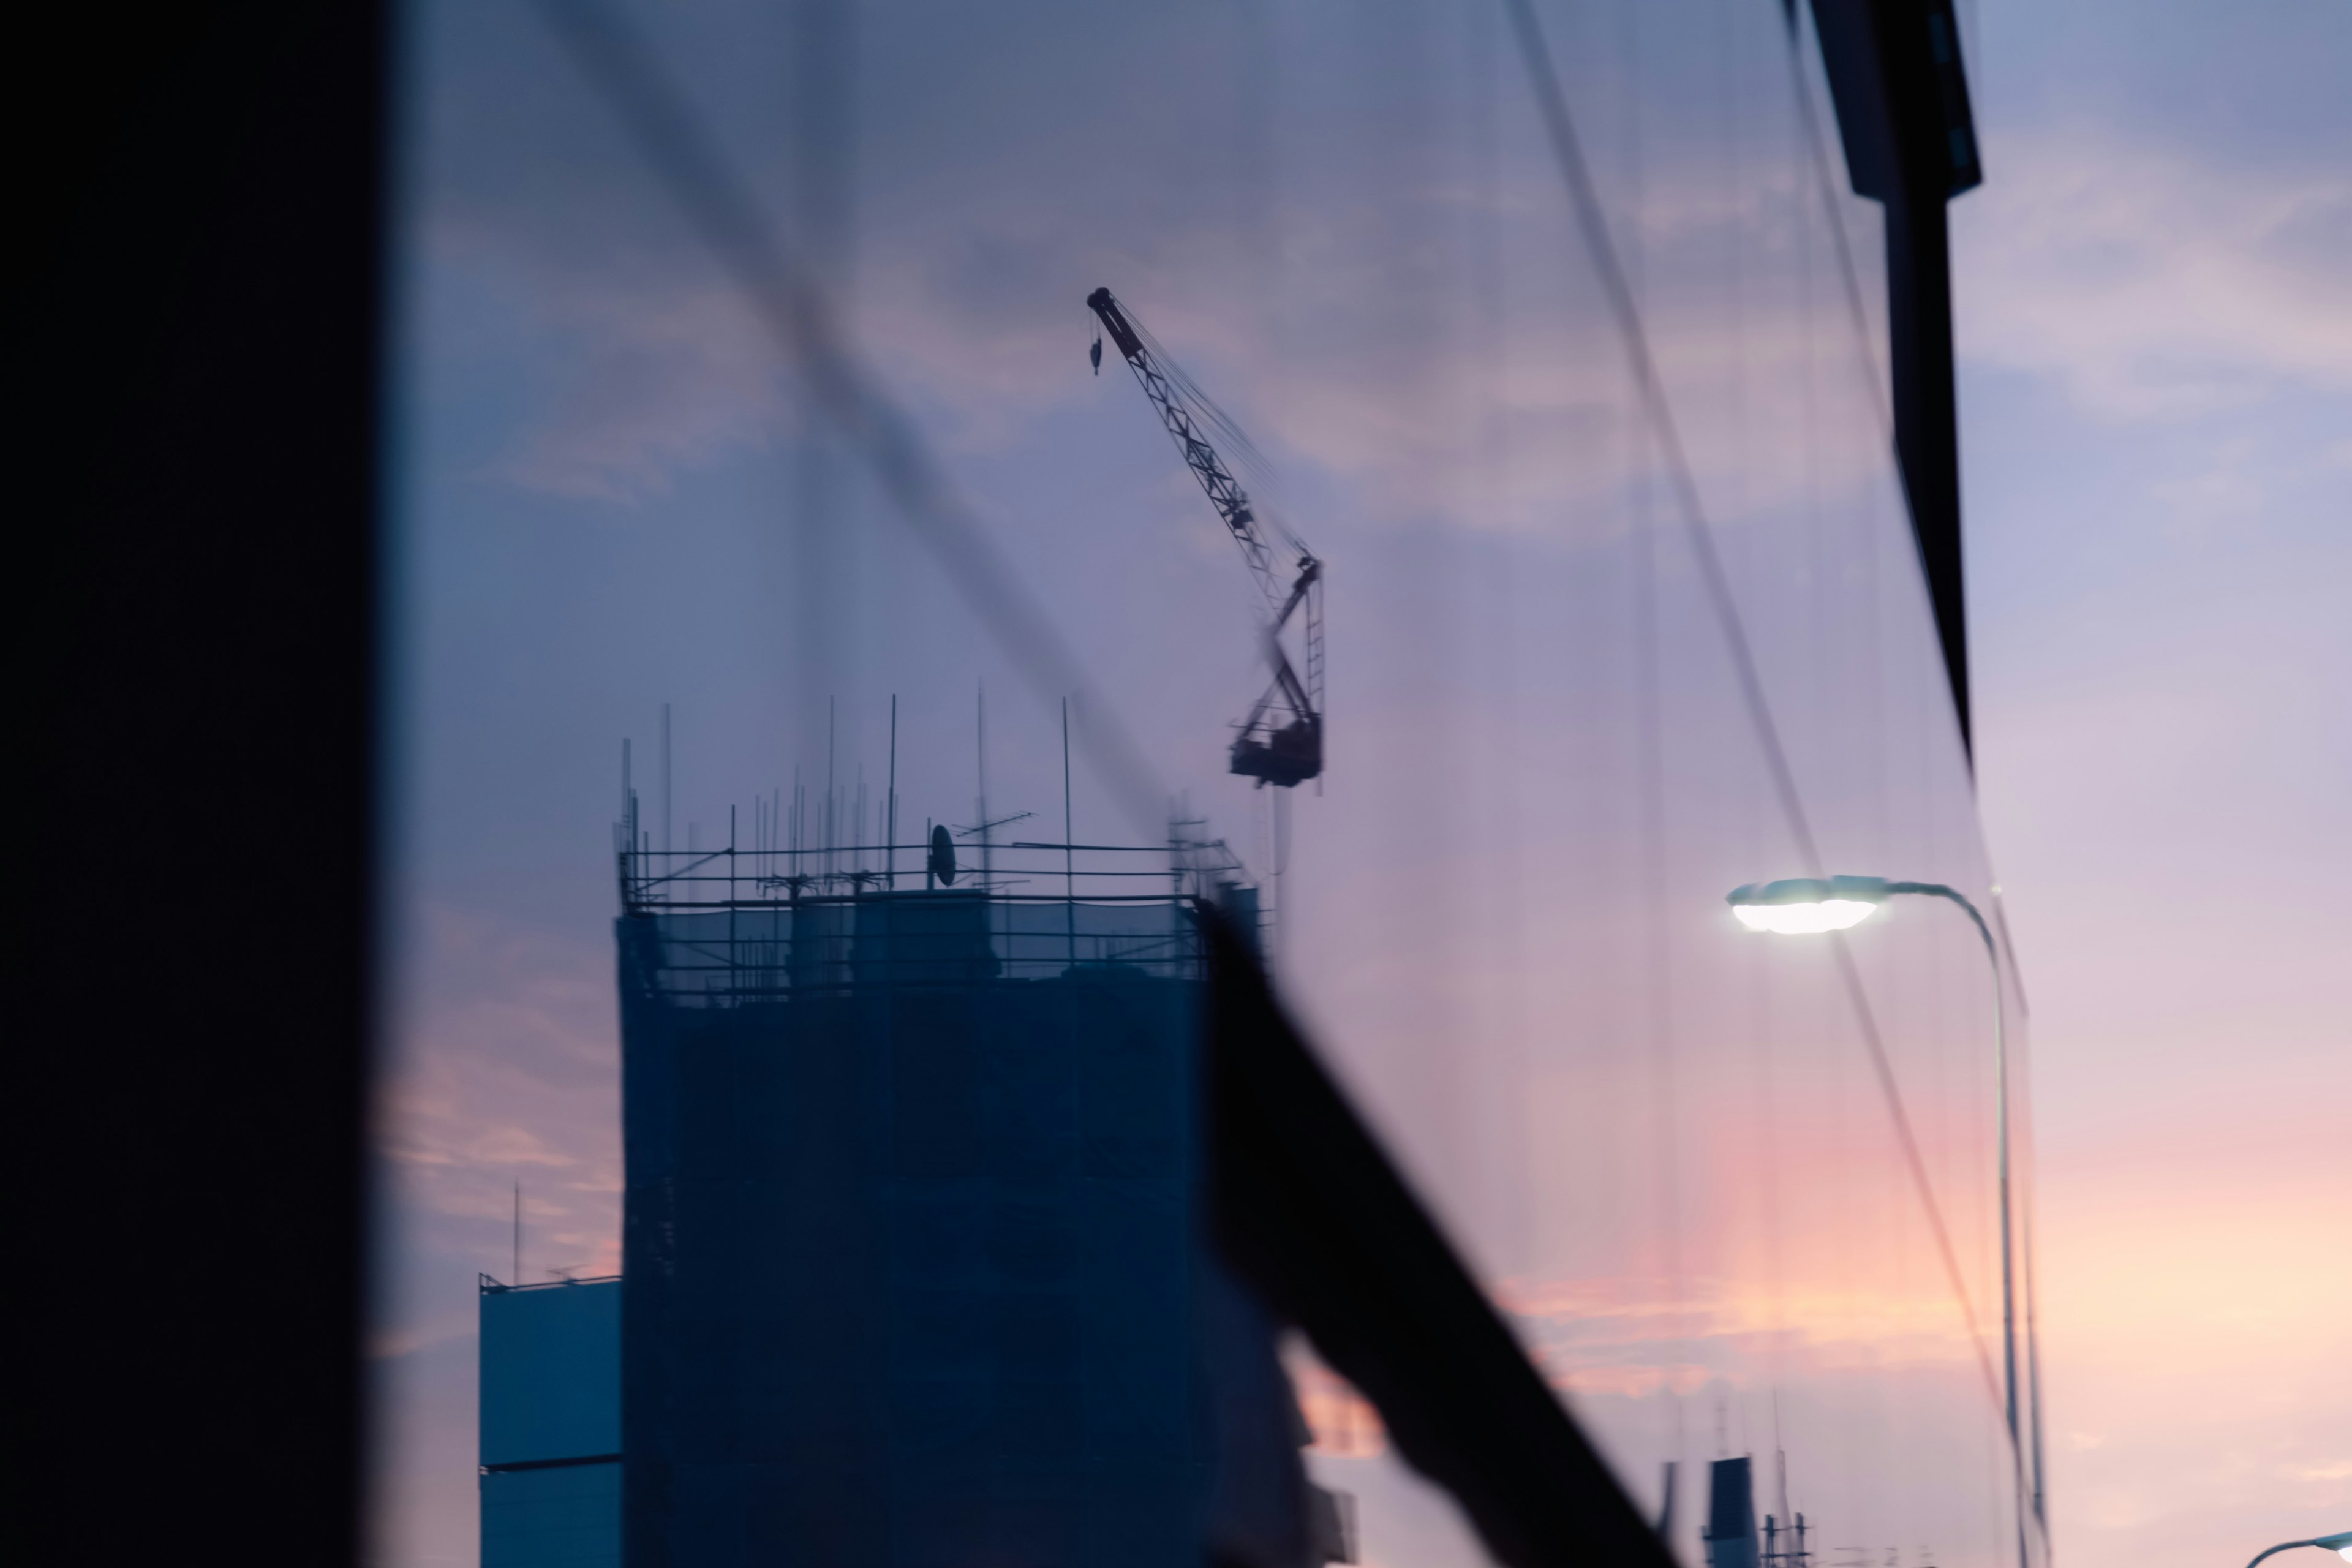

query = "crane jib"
1087;285;1326;788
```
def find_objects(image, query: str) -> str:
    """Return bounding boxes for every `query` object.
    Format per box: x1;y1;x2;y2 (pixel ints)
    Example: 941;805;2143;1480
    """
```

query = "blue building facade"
1703;1458;1760;1568
479;1276;623;1568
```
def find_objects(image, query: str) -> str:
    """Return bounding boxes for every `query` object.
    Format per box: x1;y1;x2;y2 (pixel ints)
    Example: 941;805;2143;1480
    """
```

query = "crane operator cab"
1229;550;1322;788
1232;712;1322;789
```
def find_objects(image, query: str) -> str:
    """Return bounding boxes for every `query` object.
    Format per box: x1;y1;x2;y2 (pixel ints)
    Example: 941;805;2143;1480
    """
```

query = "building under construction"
609;810;1336;1568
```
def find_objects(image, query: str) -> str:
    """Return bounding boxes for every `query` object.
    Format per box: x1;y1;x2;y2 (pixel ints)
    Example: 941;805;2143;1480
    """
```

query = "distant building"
479;1275;622;1568
1705;1457;1760;1568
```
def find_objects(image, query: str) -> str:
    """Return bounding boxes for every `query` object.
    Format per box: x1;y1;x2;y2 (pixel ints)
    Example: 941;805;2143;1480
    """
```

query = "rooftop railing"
617;837;1204;913
615;832;1253;1003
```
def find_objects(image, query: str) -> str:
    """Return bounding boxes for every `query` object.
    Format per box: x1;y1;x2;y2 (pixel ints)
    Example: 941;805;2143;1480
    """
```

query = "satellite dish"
928;824;957;886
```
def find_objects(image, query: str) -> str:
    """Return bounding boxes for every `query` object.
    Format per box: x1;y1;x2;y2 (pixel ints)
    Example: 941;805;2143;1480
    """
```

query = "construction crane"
1086;287;1324;788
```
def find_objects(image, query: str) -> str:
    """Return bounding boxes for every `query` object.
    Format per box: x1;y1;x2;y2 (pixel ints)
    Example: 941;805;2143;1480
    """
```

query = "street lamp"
1725;873;2041;1539
2247;1534;2352;1568
1725;873;1892;934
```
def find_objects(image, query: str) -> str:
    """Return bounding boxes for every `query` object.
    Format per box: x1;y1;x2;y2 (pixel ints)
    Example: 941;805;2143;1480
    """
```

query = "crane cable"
1117;303;1310;562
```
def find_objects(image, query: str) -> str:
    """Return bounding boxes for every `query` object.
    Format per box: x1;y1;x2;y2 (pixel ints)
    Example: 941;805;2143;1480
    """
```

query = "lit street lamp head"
2245;1532;2352;1568
1725;875;1892;935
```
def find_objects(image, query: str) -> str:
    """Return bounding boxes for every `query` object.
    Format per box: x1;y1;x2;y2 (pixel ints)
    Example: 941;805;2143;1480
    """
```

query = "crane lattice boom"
1087;287;1324;788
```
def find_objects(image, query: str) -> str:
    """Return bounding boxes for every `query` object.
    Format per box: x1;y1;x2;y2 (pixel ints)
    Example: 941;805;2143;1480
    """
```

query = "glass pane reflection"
380;1;2044;1565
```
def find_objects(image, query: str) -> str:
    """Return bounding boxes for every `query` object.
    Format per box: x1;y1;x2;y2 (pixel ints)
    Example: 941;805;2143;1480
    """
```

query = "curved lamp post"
1725;873;2041;1539
2248;1534;2352;1568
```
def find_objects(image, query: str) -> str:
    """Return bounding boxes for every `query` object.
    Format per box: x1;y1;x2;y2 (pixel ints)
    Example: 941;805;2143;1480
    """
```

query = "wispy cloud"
377;904;624;1282
1959;128;2352;420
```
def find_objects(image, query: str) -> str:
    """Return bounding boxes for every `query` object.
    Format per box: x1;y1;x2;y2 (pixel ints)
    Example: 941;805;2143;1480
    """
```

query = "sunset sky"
1956;1;2350;1562
369;2;2350;1565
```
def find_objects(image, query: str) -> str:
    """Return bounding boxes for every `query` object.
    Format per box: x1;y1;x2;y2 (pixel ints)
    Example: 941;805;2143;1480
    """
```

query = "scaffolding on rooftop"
614;799;1253;1005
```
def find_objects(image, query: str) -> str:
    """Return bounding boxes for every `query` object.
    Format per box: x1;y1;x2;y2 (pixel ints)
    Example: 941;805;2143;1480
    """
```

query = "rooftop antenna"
1775;1392;1793;1538
661;702;673;856
1063;697;1076;967
826;696;837;883
512;1182;522;1288
976;684;990;883
886;695;899;889
620;737;637;888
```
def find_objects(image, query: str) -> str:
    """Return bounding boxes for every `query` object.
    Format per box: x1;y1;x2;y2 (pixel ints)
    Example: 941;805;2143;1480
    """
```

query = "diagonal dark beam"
1809;0;1983;760
1203;911;1676;1568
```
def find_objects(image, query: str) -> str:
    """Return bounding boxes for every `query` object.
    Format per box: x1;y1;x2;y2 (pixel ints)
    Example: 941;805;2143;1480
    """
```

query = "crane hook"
1090;334;1102;375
